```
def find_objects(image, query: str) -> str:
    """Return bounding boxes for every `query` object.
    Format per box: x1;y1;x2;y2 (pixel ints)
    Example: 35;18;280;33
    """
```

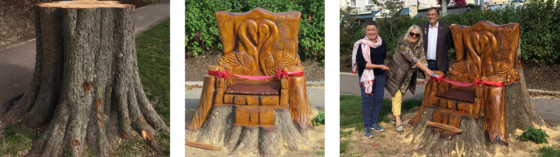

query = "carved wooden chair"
409;21;522;144
187;8;312;131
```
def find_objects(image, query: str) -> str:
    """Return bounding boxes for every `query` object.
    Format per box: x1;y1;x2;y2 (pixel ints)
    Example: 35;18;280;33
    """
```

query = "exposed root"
187;103;319;156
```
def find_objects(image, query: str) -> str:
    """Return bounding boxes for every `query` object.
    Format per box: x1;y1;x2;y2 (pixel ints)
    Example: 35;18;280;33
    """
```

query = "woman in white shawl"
352;20;390;138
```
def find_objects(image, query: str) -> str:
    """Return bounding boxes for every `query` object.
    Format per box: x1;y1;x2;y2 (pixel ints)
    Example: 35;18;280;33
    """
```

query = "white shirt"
427;22;439;60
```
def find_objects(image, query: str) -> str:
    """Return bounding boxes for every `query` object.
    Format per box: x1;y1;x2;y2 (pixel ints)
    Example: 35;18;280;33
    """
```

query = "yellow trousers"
392;91;405;116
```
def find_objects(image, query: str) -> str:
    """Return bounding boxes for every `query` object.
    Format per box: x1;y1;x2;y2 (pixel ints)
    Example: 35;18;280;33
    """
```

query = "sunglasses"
409;32;420;38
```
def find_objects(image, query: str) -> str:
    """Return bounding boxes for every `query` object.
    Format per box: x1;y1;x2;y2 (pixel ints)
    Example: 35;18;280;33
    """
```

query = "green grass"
136;19;170;127
340;95;422;131
379;148;387;155
338;95;422;156
537;147;560;157
340;140;355;154
0;123;38;156
340;130;353;138
315;150;325;155
118;18;170;156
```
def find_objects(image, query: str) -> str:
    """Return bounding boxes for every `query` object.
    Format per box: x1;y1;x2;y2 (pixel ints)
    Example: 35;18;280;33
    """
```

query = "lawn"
339;94;422;155
123;18;171;156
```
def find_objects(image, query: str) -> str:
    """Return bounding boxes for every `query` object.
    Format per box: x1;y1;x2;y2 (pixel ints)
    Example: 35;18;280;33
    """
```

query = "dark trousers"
427;60;447;75
428;60;438;71
359;73;386;128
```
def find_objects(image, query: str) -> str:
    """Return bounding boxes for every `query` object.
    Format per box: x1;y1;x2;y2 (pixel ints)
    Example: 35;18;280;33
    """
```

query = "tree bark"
186;101;319;156
0;2;168;156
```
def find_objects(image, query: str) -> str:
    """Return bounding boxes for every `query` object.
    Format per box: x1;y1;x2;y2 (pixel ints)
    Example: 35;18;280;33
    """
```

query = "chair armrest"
282;65;305;73
208;65;228;104
208;65;226;73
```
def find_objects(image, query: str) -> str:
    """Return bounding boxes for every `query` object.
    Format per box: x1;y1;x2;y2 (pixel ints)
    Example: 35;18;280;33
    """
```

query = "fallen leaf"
371;143;380;146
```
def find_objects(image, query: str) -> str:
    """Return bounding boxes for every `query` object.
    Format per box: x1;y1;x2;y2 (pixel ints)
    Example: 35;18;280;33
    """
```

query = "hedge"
341;0;560;65
186;0;325;64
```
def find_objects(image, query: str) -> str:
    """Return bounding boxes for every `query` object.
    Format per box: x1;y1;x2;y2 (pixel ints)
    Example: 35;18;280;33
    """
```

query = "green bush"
517;127;549;144
341;0;560;65
312;112;325;126
186;0;325;63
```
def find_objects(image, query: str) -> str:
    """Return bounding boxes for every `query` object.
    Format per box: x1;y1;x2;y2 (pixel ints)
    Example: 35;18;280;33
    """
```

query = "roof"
358;11;380;19
398;7;409;16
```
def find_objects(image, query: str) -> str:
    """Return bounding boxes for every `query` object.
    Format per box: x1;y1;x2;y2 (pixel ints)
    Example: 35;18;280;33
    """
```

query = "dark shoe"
371;123;384;132
365;128;373;138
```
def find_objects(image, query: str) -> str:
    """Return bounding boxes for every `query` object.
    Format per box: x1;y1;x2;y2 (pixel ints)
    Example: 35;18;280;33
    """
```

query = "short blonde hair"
404;25;423;47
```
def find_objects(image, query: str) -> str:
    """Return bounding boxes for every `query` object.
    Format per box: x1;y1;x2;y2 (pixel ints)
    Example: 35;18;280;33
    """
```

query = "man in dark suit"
419;8;455;75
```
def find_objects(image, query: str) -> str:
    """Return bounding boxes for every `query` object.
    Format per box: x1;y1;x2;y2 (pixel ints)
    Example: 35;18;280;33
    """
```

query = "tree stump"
405;22;548;156
186;100;319;156
0;1;168;156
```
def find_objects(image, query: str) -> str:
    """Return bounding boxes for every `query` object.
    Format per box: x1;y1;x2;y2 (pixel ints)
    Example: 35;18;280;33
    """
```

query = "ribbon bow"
474;78;483;87
208;70;229;80
430;73;445;83
275;69;289;80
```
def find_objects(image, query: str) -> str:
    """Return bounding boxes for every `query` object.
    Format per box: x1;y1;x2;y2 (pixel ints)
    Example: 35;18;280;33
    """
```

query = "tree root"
187;102;319;156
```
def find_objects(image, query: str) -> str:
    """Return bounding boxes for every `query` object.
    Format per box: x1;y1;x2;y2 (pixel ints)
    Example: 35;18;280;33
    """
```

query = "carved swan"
258;19;300;76
219;19;259;75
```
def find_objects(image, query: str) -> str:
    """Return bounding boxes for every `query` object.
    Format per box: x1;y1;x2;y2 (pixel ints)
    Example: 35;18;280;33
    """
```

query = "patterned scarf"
352;35;383;95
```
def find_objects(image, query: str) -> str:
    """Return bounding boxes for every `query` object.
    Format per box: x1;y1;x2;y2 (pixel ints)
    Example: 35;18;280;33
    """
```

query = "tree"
0;2;168;156
340;6;364;57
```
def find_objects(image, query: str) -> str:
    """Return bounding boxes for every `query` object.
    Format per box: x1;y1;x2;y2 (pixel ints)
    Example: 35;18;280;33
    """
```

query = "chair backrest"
450;21;521;82
215;8;302;77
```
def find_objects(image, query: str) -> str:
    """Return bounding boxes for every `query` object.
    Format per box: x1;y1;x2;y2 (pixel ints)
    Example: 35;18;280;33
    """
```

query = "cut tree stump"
405;66;548;157
186;100;320;156
0;1;168;156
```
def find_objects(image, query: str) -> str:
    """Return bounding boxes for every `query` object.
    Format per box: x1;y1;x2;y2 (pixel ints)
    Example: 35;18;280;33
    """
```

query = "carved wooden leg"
483;86;507;144
288;76;312;129
280;78;289;107
409;79;435;125
214;78;226;105
186;75;216;130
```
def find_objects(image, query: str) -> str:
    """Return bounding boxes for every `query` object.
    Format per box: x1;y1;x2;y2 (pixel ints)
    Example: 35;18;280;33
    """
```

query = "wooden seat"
436;87;476;103
225;80;280;95
187;8;313;131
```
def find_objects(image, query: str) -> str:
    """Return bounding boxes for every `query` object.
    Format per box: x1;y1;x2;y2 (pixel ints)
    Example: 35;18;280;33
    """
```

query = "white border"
325;0;341;156
170;0;185;156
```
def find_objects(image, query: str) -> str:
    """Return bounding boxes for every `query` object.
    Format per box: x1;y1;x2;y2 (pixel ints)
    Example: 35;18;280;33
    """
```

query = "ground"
186;53;325;82
340;54;560;92
339;95;560;157
185;108;326;157
0;18;170;157
340;111;560;157
0;0;158;50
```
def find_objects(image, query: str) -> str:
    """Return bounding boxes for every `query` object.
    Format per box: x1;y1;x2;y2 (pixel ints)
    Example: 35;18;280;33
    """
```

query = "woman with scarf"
386;25;434;132
352;20;390;138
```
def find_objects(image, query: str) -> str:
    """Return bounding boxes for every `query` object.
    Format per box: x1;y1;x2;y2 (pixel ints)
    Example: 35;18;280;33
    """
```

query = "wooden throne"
408;21;541;145
187;8;312;132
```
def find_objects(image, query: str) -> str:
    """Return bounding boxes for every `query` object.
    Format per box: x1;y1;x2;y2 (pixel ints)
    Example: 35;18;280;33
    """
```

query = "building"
340;0;418;21
341;0;527;21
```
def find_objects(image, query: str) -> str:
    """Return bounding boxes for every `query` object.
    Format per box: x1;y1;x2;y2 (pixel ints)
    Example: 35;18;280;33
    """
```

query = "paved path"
0;2;170;105
341;72;560;122
186;82;325;111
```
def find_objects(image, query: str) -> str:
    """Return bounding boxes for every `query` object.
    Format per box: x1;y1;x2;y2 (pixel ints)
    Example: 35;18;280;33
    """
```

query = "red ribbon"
474;78;483;87
208;70;229;80
430;75;504;87
275;69;289;80
208;70;303;81
430;75;445;83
